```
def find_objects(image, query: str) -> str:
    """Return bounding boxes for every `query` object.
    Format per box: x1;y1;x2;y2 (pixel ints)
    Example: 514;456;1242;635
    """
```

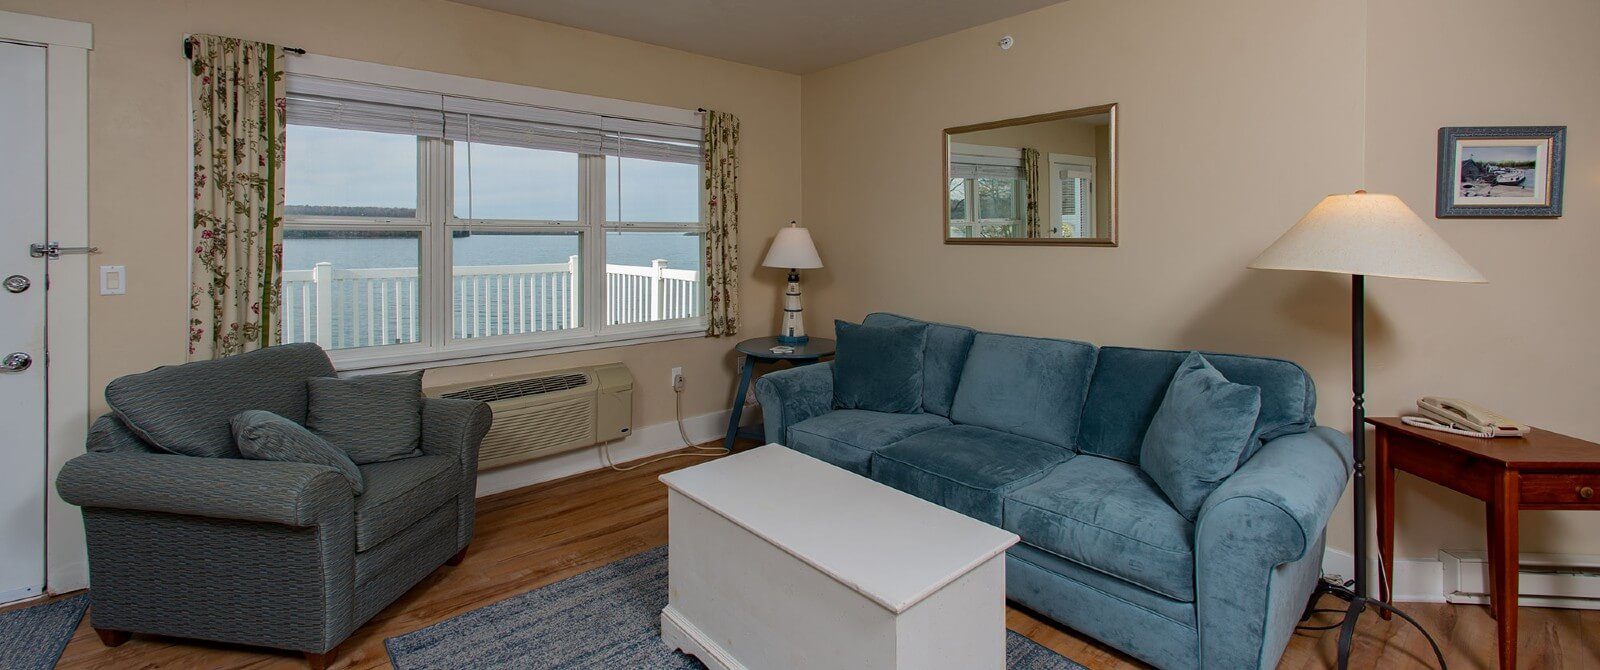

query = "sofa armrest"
57;451;352;527
753;362;834;445
1194;426;1352;668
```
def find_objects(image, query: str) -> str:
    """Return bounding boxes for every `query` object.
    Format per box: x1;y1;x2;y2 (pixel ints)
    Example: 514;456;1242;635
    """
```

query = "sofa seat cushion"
354;455;458;552
872;425;1072;524
788;410;951;475
1003;456;1197;601
948;333;1097;450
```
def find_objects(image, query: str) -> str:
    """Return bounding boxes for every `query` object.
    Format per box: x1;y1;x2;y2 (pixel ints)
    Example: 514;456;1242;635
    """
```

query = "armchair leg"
446;544;470;566
95;628;131;647
305;647;336;670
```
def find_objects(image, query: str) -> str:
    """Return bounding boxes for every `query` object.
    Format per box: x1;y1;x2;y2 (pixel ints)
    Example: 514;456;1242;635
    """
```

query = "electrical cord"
1297;552;1447;670
601;372;729;471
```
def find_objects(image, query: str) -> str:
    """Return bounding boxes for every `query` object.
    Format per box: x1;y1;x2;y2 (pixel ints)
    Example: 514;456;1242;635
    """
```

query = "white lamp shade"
762;225;823;269
1249;192;1485;283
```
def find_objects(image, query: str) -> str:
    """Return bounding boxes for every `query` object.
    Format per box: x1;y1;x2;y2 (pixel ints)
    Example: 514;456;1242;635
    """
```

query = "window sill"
328;325;706;375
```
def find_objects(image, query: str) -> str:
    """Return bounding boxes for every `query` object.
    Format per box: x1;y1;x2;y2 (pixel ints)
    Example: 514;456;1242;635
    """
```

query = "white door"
0;39;48;604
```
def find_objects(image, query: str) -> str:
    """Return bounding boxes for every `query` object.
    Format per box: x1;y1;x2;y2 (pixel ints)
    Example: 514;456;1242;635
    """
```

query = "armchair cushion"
353;455;457;551
233;410;364;494
832;320;927;414
1003;455;1197;601
104;343;335;458
308;371;424;464
1140;352;1261;521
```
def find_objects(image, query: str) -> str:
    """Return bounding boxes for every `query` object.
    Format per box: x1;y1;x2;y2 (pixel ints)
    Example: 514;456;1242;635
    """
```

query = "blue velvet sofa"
754;313;1352;670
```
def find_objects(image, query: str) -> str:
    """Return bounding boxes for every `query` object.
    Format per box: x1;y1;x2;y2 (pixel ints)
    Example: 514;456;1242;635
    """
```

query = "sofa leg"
446;544;469;566
95;628;131;647
305;647;335;670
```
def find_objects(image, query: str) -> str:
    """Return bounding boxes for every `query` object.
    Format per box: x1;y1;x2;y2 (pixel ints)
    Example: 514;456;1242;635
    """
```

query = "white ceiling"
449;0;1069;74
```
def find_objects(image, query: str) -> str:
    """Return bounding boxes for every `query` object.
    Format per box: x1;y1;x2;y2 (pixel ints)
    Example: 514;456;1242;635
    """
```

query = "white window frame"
1048;153;1096;238
948;143;1026;238
281;55;706;371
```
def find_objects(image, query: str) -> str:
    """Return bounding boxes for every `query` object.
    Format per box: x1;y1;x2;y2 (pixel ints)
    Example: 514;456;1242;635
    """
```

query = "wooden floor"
29;441;1600;669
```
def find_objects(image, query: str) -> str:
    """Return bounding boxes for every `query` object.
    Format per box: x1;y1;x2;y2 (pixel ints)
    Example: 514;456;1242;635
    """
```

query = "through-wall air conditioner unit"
426;363;633;469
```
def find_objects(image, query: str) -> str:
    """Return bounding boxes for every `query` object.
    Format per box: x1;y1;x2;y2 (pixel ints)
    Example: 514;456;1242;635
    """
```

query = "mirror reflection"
945;105;1116;245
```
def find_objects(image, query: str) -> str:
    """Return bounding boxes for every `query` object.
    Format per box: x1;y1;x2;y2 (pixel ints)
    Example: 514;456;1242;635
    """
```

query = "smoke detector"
998;35;1015;50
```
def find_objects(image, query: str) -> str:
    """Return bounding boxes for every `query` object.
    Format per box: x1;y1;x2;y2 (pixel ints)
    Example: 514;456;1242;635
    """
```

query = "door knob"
3;275;27;293
1;352;31;372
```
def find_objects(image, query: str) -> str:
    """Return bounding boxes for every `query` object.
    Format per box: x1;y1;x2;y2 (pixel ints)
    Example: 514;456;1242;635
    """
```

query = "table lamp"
1249;190;1483;666
762;221;823;344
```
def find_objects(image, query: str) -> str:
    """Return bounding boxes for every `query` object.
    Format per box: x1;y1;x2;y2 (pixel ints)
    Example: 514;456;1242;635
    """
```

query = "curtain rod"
182;39;307;59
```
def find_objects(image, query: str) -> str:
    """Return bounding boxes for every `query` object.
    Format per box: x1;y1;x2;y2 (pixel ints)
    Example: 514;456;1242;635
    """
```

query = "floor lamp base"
1302;578;1446;669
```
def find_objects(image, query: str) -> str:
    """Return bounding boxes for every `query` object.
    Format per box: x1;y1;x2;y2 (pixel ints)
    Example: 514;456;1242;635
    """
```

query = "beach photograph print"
1437;126;1565;218
1454;139;1548;205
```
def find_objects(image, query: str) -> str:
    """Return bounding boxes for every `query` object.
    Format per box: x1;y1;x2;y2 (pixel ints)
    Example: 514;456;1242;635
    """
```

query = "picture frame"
1437;126;1565;218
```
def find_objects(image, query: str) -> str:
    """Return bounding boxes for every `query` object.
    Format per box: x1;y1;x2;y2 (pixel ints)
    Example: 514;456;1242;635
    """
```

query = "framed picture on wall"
1437;126;1566;218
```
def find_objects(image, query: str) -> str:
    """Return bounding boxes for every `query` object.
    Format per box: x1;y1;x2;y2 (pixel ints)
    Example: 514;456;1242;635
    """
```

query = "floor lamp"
1249;191;1484;668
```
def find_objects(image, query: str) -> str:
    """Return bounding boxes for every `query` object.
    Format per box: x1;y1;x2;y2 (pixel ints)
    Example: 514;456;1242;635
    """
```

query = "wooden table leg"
1485;502;1499;620
1375;428;1395;620
1488;470;1520;669
724;356;758;450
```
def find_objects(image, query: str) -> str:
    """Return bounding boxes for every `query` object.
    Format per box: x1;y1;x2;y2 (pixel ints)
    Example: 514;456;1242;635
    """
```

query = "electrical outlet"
670;367;684;391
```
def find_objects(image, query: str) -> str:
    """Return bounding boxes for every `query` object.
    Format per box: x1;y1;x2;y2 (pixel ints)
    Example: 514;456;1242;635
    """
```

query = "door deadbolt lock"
1;352;32;372
4;275;30;293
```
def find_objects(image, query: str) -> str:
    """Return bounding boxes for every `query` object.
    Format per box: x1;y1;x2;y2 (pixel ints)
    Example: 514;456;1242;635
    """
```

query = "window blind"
950;161;1026;180
283;74;700;163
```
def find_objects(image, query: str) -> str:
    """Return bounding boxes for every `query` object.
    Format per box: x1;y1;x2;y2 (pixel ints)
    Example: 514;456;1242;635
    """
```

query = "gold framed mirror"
944;103;1117;246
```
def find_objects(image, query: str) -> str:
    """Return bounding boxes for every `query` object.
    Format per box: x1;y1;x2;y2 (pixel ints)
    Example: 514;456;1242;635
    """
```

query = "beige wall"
802;0;1600;563
0;0;802;432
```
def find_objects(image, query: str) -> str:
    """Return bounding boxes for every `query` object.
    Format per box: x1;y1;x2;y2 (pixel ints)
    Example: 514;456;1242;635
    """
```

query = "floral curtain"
187;35;285;360
1022;147;1041;238
703;110;741;337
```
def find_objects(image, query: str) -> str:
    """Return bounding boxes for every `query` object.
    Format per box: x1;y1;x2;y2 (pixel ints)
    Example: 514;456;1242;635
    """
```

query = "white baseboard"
1322;547;1446;603
1323;547;1600;610
474;403;758;498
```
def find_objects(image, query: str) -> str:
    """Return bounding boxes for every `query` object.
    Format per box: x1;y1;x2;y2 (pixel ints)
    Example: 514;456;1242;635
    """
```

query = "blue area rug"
387;546;1086;669
0;594;88;670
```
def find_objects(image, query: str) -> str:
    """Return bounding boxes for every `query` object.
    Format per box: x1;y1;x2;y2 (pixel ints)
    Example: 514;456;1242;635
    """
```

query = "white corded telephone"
1401;397;1531;438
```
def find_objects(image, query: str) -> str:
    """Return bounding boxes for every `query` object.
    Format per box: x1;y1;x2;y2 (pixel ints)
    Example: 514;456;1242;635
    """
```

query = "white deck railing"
281;256;700;348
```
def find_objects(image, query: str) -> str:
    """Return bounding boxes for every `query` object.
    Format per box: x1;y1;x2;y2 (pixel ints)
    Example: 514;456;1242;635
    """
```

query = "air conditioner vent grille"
441;372;590;403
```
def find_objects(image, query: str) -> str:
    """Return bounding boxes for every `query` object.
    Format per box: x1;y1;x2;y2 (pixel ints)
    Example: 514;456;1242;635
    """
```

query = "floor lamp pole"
1320;274;1445;669
1352;273;1367;597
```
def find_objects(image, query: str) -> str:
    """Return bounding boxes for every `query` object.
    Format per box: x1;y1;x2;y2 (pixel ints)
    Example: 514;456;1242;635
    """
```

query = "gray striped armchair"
57;344;491;669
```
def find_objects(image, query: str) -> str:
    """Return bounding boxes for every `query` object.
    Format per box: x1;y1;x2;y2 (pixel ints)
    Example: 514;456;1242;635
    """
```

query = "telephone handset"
1402;397;1531;438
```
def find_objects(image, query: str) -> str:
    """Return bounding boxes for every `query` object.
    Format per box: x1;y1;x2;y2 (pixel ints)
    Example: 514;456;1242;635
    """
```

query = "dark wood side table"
724;336;836;450
1369;416;1600;669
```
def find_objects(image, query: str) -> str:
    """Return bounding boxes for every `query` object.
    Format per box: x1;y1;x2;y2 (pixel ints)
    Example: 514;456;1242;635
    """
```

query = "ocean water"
283;230;701;273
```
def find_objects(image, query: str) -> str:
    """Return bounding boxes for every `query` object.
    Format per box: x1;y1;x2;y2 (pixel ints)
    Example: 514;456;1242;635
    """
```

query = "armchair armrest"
57;451;352;527
753;362;834;445
1194;426;1352;669
419;397;492;548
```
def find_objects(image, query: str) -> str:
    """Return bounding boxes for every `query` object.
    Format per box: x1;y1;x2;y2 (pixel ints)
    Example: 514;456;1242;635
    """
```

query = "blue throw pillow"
832;320;927;414
232;410;365;494
1139;351;1262;520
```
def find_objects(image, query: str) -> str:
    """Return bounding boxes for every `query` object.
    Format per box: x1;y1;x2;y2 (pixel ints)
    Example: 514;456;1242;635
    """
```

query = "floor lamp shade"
1249;192;1485;283
762;223;823;344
